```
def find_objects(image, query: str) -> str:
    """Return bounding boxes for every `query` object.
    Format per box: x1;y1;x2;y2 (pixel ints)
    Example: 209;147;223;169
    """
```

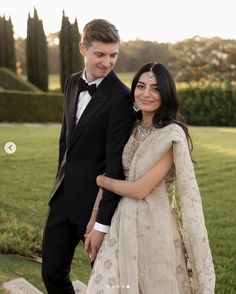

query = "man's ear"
79;42;86;56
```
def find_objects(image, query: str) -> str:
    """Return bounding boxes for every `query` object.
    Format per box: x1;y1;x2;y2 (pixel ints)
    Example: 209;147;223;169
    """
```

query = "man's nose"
101;57;111;67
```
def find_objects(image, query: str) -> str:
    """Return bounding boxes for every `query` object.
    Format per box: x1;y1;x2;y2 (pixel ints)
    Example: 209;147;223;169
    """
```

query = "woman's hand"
96;175;110;188
96;148;173;200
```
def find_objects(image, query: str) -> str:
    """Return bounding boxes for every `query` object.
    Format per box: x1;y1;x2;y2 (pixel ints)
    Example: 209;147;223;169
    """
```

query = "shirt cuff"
94;222;110;233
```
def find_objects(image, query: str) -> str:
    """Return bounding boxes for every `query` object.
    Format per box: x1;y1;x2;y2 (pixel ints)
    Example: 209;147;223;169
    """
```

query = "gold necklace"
137;121;156;138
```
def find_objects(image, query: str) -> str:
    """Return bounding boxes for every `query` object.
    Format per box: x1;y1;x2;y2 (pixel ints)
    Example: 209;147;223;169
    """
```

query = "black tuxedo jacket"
49;70;136;233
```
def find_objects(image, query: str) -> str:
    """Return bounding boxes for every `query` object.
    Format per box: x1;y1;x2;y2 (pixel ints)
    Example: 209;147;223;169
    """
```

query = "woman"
86;63;215;293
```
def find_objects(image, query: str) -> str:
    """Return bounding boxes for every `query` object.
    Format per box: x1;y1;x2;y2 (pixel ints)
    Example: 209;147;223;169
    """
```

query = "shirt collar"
82;71;103;87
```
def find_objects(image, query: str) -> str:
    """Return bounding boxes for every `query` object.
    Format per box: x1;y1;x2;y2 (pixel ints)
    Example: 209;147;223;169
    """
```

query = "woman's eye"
136;84;144;89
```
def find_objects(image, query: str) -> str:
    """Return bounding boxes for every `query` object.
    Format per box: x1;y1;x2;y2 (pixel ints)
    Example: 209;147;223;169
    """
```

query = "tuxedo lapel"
69;71;116;147
70;90;108;146
68;89;79;139
67;75;81;140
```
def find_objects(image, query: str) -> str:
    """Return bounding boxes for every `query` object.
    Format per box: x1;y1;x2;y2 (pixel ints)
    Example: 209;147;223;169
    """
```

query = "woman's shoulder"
160;123;186;137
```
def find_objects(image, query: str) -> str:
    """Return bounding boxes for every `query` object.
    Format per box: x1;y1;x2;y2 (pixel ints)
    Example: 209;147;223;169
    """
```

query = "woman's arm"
97;148;173;200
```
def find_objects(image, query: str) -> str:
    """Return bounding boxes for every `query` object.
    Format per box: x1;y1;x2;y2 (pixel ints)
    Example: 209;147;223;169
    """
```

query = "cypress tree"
6;17;16;71
59;12;82;92
26;8;48;91
26;11;37;87
0;15;16;72
59;11;71;92
0;16;6;67
70;19;83;74
36;19;48;91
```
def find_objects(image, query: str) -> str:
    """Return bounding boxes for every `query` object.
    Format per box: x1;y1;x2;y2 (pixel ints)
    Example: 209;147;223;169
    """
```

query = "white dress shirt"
75;72;103;123
75;72;109;233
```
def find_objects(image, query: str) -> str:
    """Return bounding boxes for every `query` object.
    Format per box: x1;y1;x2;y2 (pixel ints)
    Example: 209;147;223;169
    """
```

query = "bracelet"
93;207;99;210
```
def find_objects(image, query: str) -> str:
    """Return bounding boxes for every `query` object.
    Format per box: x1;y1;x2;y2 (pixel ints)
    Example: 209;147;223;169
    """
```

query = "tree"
0;15;16;72
70;19;83;74
116;40;172;72
169;36;236;87
59;11;83;92
26;8;48;91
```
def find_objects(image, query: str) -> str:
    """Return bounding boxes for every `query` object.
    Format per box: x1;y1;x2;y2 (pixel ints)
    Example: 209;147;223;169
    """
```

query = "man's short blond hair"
82;19;120;48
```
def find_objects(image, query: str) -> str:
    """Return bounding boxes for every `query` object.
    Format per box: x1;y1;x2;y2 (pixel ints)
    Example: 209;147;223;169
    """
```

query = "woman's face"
134;71;162;116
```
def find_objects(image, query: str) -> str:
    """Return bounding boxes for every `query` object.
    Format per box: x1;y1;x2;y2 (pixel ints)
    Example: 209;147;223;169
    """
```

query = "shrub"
179;87;236;126
0;90;63;122
0;209;41;256
0;67;41;92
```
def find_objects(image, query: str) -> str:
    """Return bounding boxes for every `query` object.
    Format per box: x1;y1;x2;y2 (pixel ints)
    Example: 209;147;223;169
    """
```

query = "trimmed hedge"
179;87;236;126
0;67;42;92
0;90;63;122
1;88;236;126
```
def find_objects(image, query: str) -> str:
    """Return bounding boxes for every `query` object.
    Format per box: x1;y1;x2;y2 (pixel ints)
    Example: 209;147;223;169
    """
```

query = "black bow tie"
78;78;97;96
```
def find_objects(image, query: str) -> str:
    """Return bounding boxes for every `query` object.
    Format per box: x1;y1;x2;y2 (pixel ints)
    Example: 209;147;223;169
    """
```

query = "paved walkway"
3;278;87;294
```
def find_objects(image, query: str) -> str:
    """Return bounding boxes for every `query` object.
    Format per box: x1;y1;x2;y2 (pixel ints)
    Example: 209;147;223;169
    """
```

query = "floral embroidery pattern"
86;124;215;294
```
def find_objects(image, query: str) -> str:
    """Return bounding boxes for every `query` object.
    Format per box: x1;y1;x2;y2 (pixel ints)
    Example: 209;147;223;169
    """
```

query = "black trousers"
41;188;85;294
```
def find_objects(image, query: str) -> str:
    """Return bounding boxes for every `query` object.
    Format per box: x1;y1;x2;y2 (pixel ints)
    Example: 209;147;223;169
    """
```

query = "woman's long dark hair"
131;62;194;154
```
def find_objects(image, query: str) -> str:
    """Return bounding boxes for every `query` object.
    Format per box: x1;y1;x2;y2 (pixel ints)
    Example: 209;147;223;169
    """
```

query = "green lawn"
20;73;134;91
49;72;134;90
0;124;235;293
21;73;219;92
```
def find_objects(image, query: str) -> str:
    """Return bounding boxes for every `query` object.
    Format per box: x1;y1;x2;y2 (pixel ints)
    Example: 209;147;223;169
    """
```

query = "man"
41;19;135;293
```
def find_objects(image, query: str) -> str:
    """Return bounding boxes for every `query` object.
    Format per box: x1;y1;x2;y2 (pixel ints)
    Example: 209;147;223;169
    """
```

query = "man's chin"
98;68;112;78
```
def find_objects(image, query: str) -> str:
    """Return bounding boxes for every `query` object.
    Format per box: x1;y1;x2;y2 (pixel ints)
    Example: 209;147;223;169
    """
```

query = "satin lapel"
70;91;108;146
70;71;116;147
67;77;80;139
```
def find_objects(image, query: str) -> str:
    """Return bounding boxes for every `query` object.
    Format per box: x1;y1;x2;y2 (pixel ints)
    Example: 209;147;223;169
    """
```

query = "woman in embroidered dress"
85;62;215;293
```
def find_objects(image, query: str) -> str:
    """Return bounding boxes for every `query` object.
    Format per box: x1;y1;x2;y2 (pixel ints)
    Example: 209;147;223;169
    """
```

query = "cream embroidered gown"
86;123;215;294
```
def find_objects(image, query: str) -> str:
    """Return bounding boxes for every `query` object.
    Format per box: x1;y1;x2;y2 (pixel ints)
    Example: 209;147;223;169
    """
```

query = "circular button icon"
4;142;17;154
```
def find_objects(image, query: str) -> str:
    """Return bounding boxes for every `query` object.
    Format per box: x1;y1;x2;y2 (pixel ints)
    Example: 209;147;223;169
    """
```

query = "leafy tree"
169;36;236;87
116;40;172;72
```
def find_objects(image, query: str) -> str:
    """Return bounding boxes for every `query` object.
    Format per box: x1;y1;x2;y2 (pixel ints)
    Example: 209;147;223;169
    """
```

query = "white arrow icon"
4;142;17;154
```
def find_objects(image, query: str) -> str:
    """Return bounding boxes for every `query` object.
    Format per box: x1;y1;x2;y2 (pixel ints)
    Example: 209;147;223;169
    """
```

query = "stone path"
2;278;87;294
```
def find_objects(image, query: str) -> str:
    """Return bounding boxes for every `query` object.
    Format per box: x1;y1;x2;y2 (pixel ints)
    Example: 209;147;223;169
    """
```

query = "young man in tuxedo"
41;19;136;293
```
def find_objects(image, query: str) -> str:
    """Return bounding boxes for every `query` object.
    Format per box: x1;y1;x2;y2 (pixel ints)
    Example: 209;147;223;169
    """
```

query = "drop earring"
133;103;139;112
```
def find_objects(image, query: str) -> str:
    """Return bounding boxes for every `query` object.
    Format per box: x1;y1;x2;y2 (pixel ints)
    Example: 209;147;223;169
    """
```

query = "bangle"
93;207;99;210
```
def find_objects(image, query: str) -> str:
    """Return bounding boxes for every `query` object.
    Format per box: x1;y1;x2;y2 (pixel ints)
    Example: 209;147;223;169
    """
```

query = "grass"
20;73;134;91
50;72;135;90
0;124;236;293
43;73;222;91
21;73;230;92
0;124;91;293
47;73;214;90
190;127;236;294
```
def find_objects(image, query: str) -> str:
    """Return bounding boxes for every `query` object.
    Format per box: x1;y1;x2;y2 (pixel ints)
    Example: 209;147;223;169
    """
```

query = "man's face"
80;41;119;82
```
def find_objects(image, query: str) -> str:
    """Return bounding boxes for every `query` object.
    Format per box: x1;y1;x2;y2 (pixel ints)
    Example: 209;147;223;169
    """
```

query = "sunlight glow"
0;0;235;43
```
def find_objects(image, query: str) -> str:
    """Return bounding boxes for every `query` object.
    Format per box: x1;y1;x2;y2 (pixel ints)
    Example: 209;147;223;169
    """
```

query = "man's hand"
84;229;105;262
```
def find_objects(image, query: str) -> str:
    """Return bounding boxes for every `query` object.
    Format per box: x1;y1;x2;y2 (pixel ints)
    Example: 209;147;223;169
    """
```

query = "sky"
0;0;235;43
